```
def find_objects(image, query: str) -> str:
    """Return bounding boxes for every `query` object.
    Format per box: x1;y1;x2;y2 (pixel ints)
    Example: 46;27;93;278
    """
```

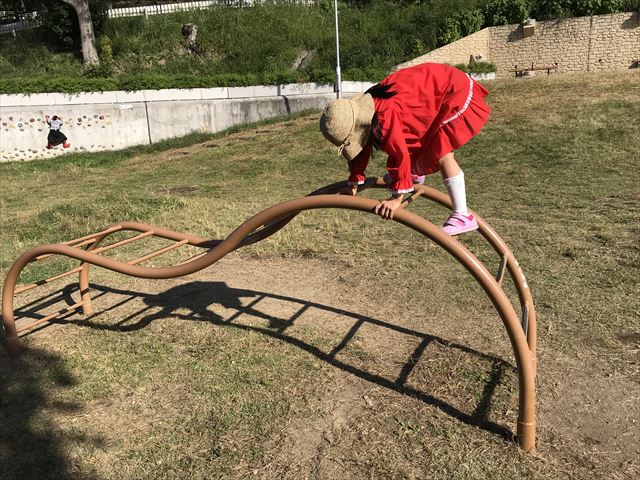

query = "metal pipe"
15;266;84;294
128;239;189;265
333;0;342;99
1;180;536;451
409;183;537;376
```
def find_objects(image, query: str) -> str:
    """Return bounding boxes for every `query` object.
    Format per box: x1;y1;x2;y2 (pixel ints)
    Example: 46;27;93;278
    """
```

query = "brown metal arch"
1;178;536;451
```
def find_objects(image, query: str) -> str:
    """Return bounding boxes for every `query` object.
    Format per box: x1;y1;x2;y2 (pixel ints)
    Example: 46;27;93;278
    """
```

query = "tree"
483;0;531;25
60;0;99;66
35;0;105;67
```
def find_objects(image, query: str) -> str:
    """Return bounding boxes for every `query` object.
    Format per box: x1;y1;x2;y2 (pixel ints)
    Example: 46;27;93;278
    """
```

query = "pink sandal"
442;212;478;236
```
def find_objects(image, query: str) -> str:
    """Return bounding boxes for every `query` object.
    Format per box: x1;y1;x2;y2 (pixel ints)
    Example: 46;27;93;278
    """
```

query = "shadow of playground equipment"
19;281;517;443
1;178;537;451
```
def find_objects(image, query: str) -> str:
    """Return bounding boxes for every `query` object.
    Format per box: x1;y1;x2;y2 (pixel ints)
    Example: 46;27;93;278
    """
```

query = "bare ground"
7;254;638;479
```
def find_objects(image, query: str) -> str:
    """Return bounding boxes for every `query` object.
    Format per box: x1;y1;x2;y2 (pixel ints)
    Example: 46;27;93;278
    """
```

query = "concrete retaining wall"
0;81;374;163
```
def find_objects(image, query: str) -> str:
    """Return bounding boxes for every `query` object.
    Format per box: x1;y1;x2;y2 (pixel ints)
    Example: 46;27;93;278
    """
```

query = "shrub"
454;61;497;74
85;34;115;77
530;0;628;19
483;0;531;25
439;8;485;45
0;70;367;94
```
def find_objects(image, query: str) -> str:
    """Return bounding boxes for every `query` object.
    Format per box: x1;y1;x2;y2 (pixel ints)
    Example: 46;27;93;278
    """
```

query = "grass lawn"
0;70;638;479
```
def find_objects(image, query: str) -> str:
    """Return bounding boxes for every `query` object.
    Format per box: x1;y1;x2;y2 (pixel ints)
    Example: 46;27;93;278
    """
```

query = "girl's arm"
379;110;413;195
342;143;372;195
347;143;371;186
368;110;413;219
373;193;404;220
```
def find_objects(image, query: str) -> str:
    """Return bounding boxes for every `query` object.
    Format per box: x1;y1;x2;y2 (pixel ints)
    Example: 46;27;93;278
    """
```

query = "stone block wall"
489;12;639;76
395;12;639;78
588;12;639;72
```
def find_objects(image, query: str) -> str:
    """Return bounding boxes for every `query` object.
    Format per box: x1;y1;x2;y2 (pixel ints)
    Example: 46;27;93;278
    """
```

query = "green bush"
530;0;628;19
85;35;115;77
483;0;531;25
454;61;497;74
0;70;355;94
0;76;117;94
439;8;485;44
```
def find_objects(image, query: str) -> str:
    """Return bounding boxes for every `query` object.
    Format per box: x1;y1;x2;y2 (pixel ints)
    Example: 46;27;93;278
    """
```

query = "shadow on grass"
18;280;517;444
0;345;97;480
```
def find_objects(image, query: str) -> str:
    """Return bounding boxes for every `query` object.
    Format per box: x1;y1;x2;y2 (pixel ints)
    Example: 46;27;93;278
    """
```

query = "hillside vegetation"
0;0;638;92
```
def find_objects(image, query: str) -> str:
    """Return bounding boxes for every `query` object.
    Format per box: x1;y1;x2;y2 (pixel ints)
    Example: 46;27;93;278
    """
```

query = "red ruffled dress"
348;63;491;194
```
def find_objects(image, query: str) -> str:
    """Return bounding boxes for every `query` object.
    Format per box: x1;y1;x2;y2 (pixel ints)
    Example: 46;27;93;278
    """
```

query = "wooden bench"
509;62;558;77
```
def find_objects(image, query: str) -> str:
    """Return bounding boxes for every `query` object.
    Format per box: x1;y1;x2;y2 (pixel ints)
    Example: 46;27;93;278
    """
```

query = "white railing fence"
109;1;217;19
0;11;40;36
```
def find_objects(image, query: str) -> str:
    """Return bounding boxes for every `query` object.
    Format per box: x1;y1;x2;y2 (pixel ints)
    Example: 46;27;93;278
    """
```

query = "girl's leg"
438;152;467;215
438;152;478;235
438;151;461;180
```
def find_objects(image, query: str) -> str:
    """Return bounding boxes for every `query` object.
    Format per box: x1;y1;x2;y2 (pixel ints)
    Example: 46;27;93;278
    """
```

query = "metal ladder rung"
128;239;189;265
36;237;99;261
61;225;123;246
15;266;84;294
521;304;529;339
177;250;209;266
496;255;507;285
91;230;155;254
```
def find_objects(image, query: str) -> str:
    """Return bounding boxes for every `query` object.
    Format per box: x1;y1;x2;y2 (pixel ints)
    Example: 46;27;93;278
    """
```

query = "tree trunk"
61;0;99;67
181;23;198;54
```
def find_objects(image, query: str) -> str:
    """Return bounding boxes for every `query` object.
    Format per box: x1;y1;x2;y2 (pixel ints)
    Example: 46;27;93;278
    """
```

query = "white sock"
443;171;469;215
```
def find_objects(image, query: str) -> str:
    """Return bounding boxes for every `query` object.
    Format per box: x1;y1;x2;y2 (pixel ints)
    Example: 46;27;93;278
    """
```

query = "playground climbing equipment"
1;178;537;451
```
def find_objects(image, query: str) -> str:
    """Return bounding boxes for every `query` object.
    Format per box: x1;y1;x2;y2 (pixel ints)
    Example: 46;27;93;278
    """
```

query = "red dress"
348;63;491;194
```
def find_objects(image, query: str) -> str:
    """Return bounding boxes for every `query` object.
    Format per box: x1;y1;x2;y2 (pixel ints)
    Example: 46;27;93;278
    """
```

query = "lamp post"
333;0;342;99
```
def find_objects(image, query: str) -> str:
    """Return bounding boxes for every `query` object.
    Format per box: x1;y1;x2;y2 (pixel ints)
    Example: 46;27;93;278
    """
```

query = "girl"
320;62;490;235
45;115;70;149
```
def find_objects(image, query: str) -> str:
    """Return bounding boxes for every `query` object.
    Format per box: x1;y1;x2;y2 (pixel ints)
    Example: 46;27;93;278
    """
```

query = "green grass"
1;71;639;479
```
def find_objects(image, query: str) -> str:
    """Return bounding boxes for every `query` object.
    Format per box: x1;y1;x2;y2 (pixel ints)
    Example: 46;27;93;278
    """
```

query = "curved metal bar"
1;180;536;451
309;177;536;375
77;223;214;315
405;182;537;375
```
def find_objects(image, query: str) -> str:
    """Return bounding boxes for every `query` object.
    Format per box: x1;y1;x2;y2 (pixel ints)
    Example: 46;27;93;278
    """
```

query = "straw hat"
320;93;375;161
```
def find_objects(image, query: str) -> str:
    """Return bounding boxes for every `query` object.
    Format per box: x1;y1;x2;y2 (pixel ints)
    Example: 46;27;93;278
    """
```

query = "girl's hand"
340;185;358;196
374;195;403;220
